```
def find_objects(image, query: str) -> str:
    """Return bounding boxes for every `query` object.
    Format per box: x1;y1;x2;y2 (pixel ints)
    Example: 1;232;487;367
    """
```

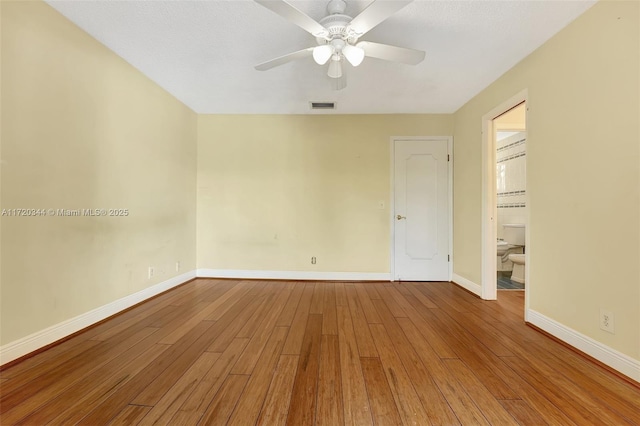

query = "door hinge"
448;255;450;262
447;154;450;162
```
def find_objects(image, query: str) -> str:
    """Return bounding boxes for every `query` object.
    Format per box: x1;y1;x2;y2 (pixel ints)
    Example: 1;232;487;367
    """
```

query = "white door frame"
481;90;529;308
389;136;453;282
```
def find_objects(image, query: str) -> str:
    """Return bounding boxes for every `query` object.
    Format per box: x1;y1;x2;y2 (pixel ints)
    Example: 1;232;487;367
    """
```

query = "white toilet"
503;224;525;284
509;254;525;283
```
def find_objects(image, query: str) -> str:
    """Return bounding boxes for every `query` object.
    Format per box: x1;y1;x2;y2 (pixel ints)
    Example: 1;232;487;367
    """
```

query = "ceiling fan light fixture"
313;44;334;65
327;58;342;78
342;44;365;67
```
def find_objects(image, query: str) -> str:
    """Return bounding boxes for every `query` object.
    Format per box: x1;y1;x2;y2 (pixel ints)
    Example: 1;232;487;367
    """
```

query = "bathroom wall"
496;131;527;241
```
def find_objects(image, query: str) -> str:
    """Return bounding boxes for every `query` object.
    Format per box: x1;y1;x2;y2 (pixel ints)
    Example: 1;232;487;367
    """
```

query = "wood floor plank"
169;337;249;424
316;334;344;426
368;323;432;426
231;285;292;375
461;354;577;425
382;292;458;359
0;336;96;380
44;344;170;426
360;357;403;426
158;281;249;344
200;279;237;301
418;282;477;313
372;299;460;425
433;305;515;357
4;279;640;426
499;399;550;426
501;355;635;425
373;284;408;317
13;329;165;425
167;279;225;306
256;355;299;426
206;292;270;352
204;280;256;321
88;286;203;342
109;405;152;426
397;317;496;426
0;339;102;395
199;374;250;426
236;287;279;338
226;327;289;425
381;284;432;322
309;282;326;314
1;326;160;423
336;305;374;425
322;284;338;335
364;284;382;300
406;282;438;308
76;321;217;425
353;283;382;324
443;358;519;425
286;314;323;425
474;308;640;421
414;288;636;423
85;286;198;342
334;282;348;306
275;284;305;326
402;294;518;399
345;285;378;358
390;281;413;296
137;352;221;425
281;283;315;355
131;320;232;407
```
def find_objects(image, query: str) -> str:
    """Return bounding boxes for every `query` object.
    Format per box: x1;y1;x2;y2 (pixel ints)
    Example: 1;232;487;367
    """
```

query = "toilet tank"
503;224;525;245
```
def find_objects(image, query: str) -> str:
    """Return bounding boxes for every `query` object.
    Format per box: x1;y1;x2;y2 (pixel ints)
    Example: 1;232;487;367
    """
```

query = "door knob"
397;215;406;220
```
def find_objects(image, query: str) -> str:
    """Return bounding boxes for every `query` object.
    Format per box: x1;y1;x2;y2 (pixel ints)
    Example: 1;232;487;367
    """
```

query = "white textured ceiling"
46;0;596;114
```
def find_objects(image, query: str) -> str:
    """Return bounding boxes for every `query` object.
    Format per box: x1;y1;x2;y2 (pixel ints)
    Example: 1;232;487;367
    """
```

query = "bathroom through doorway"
493;103;527;292
480;90;529;310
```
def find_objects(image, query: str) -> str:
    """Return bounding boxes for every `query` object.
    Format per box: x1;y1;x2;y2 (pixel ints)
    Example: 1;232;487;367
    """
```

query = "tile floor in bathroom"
497;271;524;290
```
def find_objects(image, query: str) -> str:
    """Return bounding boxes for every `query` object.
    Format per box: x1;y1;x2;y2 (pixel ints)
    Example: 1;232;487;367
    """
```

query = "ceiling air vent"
310;101;336;110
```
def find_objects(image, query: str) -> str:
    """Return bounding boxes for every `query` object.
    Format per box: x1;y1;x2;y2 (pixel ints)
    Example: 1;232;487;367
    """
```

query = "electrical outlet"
148;266;154;279
600;309;615;334
176;261;181;272
311;256;316;265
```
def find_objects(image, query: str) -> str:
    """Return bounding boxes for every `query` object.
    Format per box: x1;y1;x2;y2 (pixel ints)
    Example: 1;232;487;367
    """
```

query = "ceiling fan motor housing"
315;0;359;47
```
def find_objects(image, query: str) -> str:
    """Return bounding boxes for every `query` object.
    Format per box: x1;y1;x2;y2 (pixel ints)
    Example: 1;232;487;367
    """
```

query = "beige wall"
1;1;197;345
453;0;639;358
197;115;452;273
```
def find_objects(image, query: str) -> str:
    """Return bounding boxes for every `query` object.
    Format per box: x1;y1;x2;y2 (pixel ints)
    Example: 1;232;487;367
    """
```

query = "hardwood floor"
1;279;639;425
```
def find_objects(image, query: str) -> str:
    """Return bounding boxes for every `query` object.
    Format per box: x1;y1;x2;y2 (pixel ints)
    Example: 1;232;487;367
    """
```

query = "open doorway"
493;104;527;291
480;90;528;313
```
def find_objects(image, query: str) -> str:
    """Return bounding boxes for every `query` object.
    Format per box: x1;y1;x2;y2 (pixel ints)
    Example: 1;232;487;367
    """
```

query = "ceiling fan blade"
357;41;425;65
348;0;413;36
255;47;314;71
255;0;328;37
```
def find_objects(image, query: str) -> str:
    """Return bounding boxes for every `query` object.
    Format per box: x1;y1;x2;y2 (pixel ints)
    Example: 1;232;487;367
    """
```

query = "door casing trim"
481;89;529;304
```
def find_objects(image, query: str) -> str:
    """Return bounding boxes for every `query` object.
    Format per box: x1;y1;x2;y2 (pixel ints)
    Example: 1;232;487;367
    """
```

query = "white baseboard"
451;273;482;296
197;269;390;282
0;270;197;366
527;309;640;383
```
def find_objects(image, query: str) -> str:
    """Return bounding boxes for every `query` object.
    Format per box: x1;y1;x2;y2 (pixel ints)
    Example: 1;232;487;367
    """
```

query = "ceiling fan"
254;0;425;89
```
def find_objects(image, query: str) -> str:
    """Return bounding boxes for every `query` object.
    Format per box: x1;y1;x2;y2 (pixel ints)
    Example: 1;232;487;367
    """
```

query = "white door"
393;138;450;281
